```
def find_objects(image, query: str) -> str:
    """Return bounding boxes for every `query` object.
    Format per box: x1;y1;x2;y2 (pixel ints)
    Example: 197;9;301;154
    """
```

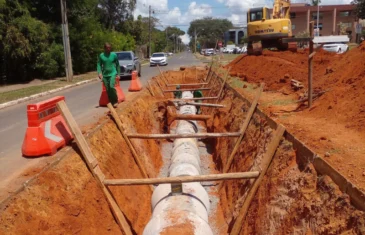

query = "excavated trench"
0;67;364;235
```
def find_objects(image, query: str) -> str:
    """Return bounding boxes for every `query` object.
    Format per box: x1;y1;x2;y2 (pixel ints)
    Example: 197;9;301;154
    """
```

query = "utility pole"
166;28;168;51
194;28;197;53
175;35;177;53
149;5;152;58
316;1;320;36
60;0;73;82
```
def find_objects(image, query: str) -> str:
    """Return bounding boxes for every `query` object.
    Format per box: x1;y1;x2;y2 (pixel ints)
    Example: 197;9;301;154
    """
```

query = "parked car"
150;52;168;66
200;49;206;55
204;48;215;56
167;52;173;56
241;46;247;53
226;48;234;54
116;51;141;77
322;43;349;54
233;47;241;54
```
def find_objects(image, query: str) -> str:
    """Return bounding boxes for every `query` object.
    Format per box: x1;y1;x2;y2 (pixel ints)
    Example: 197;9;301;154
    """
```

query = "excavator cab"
247;7;270;22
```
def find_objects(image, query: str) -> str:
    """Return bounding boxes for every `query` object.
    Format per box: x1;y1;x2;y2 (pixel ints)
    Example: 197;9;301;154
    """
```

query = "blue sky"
134;0;352;44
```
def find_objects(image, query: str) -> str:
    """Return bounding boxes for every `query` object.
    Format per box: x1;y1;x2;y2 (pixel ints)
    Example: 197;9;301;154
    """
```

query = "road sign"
197;44;201;49
314;28;320;37
356;23;362;34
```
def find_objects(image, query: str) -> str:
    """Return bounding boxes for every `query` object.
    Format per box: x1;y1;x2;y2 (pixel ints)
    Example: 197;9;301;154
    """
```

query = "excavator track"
288;42;298;52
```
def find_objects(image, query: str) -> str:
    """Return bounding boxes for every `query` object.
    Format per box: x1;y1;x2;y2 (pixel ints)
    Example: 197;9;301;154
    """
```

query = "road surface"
0;52;202;200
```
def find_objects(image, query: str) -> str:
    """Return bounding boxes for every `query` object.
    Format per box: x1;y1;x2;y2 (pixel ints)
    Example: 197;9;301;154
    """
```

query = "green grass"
220;54;240;62
229;79;245;88
261;98;297;108
0;72;97;104
348;43;359;51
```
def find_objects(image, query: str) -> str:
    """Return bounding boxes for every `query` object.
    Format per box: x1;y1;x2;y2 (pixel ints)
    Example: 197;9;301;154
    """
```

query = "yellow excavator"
246;0;297;55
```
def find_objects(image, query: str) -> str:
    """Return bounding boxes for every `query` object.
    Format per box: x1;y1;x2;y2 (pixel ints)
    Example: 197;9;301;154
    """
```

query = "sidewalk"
0;79;58;93
0;72;98;109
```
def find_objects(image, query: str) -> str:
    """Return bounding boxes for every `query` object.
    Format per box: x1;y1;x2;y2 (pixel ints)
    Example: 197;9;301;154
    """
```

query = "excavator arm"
273;0;291;19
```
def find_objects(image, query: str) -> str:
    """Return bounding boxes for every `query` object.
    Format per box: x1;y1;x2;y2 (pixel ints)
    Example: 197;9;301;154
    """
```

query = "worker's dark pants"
103;75;118;105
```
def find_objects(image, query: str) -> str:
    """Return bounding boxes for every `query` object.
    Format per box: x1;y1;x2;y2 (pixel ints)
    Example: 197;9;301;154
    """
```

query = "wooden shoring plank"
147;80;155;97
195;66;198;81
168;100;225;108
157;64;169;85
218;84;264;190
230;125;286;235
57;100;133;235
104;171;260;186
167;114;212;125
166;83;208;87
154;77;165;97
203;62;213;82
107;104;150;181
308;21;314;108
217;67;231;102
207;72;219;98
206;66;217;85
127;132;241;139
169;97;218;101
163;88;211;93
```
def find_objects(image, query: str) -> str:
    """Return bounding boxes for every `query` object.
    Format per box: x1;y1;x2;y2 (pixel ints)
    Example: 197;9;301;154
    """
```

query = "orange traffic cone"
128;70;142;91
99;77;125;106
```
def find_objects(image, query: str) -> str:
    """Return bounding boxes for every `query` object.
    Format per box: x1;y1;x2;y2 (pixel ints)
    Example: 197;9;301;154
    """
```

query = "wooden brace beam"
104;172;260;186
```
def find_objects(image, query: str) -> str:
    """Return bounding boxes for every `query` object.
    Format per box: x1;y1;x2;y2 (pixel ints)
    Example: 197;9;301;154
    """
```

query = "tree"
0;0;136;83
311;0;321;6
187;17;233;48
353;0;365;19
98;0;136;30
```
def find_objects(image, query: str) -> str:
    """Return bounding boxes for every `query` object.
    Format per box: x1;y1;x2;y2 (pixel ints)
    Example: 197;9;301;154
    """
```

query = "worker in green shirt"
193;90;203;114
97;43;121;108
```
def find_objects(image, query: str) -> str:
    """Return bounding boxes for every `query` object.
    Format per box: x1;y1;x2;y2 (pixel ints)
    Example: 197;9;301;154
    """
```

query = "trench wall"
0;91;164;235
209;69;365;234
1;66;364;235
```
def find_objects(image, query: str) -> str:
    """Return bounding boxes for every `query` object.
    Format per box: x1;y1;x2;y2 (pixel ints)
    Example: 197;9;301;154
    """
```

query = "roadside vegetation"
0;0;185;85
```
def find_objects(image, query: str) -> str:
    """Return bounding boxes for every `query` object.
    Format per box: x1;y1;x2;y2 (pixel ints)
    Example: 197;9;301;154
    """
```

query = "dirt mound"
227;43;365;132
226;49;337;90
306;42;365;132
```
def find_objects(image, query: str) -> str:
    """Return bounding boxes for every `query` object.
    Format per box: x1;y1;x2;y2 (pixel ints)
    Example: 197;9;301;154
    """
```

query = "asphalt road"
0;52;201;196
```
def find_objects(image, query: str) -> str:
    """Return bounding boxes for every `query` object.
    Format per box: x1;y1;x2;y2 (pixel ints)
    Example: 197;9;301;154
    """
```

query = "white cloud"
180;34;190;44
133;1;218;44
134;0;168;18
187;2;212;16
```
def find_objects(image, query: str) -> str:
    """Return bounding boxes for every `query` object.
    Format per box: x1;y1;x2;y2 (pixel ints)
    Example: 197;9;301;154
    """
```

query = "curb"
0;78;98;110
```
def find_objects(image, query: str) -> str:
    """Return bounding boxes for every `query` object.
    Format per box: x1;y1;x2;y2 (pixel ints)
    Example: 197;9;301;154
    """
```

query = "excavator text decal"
255;28;275;34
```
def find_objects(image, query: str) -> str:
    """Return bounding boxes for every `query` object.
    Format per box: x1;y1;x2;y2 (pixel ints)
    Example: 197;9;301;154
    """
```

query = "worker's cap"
176;85;181;89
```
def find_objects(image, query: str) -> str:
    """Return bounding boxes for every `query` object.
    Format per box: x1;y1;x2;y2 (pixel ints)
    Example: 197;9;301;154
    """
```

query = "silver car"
116;51;141;77
322;43;349;54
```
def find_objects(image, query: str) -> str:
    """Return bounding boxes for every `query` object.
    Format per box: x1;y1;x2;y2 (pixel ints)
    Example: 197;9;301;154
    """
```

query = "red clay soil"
209;85;365;234
225;43;365;191
0;94;163;235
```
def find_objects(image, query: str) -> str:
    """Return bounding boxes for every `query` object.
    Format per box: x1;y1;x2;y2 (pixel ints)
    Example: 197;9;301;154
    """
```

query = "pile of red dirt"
227;43;365;132
226;49;338;91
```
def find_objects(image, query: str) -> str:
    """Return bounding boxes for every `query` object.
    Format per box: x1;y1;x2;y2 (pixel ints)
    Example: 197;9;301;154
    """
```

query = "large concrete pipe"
143;91;214;235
